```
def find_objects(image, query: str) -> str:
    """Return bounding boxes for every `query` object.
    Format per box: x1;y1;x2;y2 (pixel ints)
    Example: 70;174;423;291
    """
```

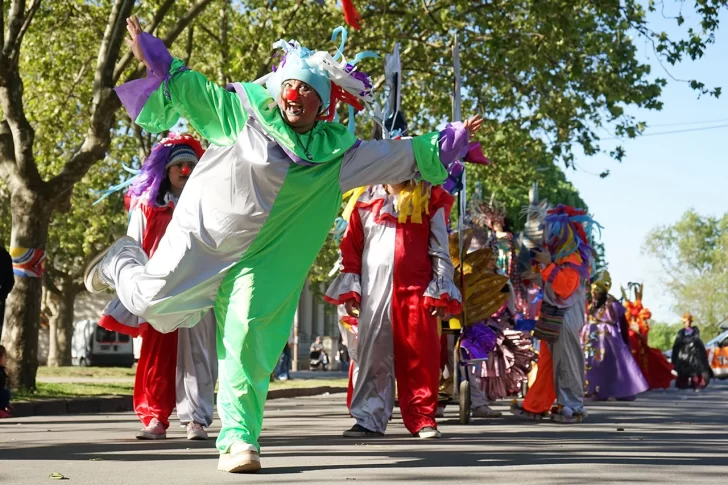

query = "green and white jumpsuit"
102;37;470;453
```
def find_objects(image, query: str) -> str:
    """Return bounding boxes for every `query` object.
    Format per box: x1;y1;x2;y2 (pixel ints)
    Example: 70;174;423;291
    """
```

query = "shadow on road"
1;383;727;482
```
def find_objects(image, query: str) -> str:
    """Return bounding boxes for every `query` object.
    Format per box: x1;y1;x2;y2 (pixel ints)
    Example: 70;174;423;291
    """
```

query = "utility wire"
601;122;728;141
646;118;728;128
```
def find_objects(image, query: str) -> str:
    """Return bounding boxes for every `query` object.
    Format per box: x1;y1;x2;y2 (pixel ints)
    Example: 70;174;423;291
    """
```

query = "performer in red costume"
98;134;217;440
623;283;674;390
326;180;462;439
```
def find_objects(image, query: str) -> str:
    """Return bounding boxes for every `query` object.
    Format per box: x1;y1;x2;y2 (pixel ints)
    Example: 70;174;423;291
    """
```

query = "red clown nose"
284;88;299;102
180;165;192;177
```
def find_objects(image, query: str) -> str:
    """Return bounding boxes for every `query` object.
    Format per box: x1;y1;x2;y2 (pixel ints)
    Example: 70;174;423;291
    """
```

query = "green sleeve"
411;132;449;185
135;58;248;146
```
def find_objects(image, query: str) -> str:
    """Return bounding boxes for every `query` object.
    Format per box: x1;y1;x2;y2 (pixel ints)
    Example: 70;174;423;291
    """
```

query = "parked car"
72;319;134;367
705;330;728;379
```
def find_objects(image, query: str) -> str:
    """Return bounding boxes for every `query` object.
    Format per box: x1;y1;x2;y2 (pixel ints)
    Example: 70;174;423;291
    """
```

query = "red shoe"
0;408;13;419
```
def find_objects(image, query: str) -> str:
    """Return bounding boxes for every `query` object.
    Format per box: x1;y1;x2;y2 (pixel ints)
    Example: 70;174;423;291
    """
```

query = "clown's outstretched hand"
125;16;149;70
464;115;483;137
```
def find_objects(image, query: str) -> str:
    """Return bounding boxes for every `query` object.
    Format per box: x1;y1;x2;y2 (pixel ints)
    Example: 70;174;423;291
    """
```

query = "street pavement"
1;381;727;484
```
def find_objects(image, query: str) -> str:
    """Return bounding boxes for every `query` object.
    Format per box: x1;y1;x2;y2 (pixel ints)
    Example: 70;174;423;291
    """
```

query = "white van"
71;319;135;367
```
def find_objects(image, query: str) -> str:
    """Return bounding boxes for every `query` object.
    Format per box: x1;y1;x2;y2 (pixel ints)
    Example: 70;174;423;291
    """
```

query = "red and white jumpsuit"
326;184;461;434
100;193;217;429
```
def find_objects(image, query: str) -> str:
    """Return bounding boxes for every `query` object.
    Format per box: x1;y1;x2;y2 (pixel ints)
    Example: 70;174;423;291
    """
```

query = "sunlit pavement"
1;380;727;484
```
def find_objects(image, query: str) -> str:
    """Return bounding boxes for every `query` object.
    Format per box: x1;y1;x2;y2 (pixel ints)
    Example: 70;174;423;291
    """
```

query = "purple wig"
127;134;204;208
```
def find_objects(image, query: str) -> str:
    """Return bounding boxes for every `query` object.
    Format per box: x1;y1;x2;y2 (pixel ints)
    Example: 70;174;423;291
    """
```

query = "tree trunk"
0;187;52;389
47;288;77;367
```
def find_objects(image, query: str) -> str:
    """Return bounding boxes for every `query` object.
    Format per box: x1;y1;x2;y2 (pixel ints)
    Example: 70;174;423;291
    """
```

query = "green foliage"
648;320;722;351
643;209;728;341
14;1;207;301
45;129;136;286
277;0;725;294
3;0;726;314
648;322;682;351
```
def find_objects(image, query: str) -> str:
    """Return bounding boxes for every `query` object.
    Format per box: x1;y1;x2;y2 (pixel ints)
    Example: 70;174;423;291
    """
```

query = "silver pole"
452;33;465;398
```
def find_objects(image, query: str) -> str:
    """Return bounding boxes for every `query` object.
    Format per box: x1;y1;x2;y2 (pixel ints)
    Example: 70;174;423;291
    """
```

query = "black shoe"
342;424;384;438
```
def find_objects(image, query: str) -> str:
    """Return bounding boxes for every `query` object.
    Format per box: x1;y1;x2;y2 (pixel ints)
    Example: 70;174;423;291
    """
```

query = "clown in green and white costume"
86;18;483;474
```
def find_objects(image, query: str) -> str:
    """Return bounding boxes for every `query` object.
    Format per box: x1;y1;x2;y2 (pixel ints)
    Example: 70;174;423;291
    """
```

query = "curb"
9;386;347;418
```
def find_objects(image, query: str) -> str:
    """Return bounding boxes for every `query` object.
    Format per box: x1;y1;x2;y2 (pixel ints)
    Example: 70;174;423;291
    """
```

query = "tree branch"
42;266;64;297
133;120;149;161
0;120;17;182
160;0;214;52
182;24;194;66
10;0;41;63
0;0;42;188
2;0;27;60
218;0;230;85
125;0;215;83
48;0;213;199
255;1;303;79
46;0;136;199
196;23;220;44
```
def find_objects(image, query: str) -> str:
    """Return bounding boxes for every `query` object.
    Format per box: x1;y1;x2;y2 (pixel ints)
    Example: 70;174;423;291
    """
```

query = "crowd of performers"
83;16;713;474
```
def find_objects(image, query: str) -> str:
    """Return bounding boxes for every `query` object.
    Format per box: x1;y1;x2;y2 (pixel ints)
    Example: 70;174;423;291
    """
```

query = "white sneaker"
83;236;137;293
217;442;261;473
186;422;208;440
417;426;442;439
84;246;113;294
136;418;166;440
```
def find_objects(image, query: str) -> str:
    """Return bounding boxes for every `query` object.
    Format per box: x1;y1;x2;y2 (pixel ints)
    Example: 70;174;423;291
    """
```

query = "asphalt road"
2;381;727;484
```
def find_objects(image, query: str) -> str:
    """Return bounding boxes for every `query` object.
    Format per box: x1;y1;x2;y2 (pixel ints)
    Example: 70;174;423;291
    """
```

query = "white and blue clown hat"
265;27;376;122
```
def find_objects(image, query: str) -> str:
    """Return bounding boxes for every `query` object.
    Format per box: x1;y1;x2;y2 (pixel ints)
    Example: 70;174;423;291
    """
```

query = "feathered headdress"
543;205;602;277
623;282;652;334
267;27;376;123
471;194;506;232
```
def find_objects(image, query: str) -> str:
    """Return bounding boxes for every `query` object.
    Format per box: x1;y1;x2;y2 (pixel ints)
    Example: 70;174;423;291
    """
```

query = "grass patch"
14;382;134;401
15;378;347;401
36;366;136;378
269;378;347;390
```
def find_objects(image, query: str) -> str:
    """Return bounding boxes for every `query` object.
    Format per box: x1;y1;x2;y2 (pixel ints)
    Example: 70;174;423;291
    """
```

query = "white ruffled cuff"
424;276;462;301
325;272;362;304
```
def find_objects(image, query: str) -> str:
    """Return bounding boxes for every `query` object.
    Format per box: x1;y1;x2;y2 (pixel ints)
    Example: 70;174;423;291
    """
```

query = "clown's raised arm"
116;33;246;146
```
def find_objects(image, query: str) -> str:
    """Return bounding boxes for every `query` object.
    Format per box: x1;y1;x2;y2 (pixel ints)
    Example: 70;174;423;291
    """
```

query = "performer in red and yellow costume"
623;283;674;389
326;181;461;439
